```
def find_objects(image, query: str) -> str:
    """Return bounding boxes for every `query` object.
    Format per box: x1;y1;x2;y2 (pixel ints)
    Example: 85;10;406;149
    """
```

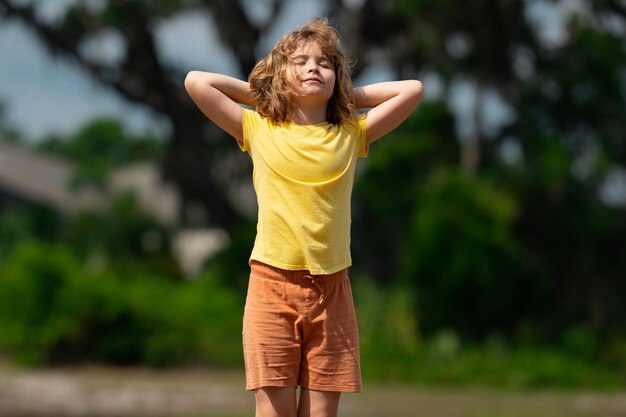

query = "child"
185;17;422;417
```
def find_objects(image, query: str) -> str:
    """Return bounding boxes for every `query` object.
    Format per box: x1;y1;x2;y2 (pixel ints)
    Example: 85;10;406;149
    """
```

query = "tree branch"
0;0;170;112
197;0;287;76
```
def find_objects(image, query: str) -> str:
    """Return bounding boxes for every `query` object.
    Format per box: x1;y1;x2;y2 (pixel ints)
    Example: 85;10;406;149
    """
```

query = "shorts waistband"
250;260;347;284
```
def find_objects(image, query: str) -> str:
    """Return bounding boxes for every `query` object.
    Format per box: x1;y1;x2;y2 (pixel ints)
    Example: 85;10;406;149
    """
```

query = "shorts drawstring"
302;274;324;305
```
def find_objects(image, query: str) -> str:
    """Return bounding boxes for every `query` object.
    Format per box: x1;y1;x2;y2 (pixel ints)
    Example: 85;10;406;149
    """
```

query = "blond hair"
248;18;355;126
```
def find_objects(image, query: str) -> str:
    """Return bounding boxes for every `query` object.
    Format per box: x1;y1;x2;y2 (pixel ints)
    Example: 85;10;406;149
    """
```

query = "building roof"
0;140;105;212
0;140;179;223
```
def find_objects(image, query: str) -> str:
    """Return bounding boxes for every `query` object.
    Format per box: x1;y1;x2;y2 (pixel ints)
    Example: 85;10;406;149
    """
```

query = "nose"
305;61;320;73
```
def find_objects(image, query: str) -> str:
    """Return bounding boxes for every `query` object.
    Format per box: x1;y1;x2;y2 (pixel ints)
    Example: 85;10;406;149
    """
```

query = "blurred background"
0;0;625;415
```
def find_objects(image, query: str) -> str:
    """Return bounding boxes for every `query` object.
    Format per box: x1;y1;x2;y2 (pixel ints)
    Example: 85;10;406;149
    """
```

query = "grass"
361;345;624;391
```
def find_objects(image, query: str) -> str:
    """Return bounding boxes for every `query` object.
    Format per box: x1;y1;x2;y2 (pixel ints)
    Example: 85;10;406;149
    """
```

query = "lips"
303;77;321;83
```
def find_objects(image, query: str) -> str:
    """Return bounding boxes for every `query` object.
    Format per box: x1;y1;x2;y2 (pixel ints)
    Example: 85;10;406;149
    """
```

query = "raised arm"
354;80;424;144
184;71;253;145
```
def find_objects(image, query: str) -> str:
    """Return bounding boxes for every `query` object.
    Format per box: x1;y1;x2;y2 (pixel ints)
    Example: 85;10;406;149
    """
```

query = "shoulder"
332;114;368;157
243;108;276;128
242;107;260;123
241;108;277;150
241;108;263;151
336;114;366;134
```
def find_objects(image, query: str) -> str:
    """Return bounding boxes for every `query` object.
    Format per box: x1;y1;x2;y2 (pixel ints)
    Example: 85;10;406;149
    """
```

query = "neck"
289;103;327;125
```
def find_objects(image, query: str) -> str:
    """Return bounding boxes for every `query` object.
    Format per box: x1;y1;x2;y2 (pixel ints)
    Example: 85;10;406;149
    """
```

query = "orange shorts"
242;260;362;393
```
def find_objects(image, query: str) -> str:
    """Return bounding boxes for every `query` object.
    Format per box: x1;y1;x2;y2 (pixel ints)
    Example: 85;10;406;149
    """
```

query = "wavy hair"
248;18;355;126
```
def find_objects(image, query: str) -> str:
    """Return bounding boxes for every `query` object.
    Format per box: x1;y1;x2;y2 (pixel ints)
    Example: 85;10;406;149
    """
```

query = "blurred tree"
0;100;21;143
352;102;458;281
399;168;526;339
64;191;178;277
0;0;291;228
38;118;164;189
348;0;626;341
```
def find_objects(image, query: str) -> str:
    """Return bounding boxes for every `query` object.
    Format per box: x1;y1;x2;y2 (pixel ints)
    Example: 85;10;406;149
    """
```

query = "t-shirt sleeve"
240;108;261;152
356;113;368;158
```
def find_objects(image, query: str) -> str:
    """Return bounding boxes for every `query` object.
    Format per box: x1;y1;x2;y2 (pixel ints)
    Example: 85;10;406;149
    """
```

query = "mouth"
302;77;322;83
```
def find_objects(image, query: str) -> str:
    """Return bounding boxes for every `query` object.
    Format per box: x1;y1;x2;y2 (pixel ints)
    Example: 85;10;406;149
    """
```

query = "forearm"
185;71;253;107
354;80;423;109
356;80;423;143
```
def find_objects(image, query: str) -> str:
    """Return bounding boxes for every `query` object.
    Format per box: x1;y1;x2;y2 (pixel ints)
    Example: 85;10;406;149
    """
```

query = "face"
286;41;336;103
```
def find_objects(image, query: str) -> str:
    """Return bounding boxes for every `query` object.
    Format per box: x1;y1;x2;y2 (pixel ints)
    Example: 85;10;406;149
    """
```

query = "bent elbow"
184;71;200;93
409;79;424;104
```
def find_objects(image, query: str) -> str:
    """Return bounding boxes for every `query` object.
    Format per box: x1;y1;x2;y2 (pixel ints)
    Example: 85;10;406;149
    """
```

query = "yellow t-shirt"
240;109;368;275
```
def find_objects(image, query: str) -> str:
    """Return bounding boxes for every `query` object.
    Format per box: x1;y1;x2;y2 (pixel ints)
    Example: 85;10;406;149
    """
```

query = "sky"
0;13;166;141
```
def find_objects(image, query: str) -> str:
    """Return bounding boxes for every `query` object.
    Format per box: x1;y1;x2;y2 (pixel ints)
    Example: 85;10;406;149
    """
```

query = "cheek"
327;73;337;93
324;69;336;85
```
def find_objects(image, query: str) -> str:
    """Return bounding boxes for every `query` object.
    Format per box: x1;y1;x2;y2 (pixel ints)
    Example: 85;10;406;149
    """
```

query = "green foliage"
354;104;534;341
364;343;623;390
0;189;179;278
202;221;256;297
353;278;624;389
0;241;242;367
0;240;623;389
400;168;524;339
38;118;164;188
64;191;178;276
353;276;421;357
0;204;64;263
352;102;457;281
